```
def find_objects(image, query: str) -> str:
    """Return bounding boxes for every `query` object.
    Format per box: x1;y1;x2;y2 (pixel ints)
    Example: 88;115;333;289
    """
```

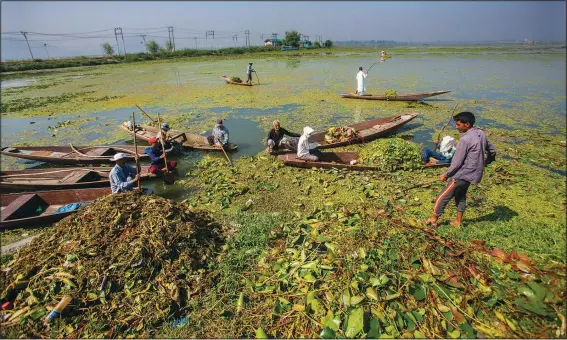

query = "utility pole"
271;33;278;39
20;32;34;59
114;28;121;56
167;26;176;51
194;37;198;49
245;29;250;47
206;30;214;49
44;43;50;59
140;34;147;45
119;27;126;55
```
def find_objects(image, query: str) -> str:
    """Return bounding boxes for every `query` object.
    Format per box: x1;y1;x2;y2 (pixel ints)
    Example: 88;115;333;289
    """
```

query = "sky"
1;1;566;60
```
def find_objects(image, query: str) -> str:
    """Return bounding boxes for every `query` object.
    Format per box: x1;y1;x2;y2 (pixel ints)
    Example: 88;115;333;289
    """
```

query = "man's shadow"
468;205;519;223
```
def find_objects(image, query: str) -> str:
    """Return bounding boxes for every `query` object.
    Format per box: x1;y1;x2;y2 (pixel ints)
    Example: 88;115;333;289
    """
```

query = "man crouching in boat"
147;137;177;175
207;119;230;148
156;123;185;153
109;153;140;193
297;126;323;161
267;120;300;153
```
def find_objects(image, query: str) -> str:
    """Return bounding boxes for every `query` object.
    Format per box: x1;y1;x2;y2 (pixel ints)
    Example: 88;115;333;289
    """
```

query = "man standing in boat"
425;112;496;228
109;153;140;193
246;62;255;85
356;67;368;95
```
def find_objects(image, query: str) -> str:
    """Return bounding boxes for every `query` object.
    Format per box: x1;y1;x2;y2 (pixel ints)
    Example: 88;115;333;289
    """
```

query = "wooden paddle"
218;144;232;166
435;102;459;151
131;112;142;190
156;113;175;185
136;105;157;123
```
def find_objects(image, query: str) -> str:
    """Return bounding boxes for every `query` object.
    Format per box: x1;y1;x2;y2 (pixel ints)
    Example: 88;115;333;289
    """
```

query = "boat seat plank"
85;148;113;156
60;170;100;184
1;194;45;222
39;205;64;216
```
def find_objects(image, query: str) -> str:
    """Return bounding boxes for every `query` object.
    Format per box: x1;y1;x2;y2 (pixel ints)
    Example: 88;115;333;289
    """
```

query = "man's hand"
439;174;447;181
160;154;165;159
132;174;140;183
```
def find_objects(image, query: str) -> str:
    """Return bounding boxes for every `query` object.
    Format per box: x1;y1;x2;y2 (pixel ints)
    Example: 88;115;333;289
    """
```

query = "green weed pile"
0;192;225;338
359;138;423;171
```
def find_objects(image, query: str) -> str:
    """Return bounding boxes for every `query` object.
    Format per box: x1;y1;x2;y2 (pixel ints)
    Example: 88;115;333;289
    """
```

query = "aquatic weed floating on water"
0;192;226;338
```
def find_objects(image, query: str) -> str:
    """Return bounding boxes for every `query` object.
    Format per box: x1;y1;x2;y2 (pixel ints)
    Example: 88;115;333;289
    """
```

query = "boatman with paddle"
246;62;255;85
425;111;496;228
147;137;177;175
356;67;368;95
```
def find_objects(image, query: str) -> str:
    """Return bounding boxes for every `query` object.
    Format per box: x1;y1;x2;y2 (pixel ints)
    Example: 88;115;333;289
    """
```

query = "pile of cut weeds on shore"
0;192;226;338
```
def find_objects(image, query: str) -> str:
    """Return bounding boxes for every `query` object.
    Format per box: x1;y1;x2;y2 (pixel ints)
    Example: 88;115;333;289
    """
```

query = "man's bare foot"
424;217;438;227
451;221;462;228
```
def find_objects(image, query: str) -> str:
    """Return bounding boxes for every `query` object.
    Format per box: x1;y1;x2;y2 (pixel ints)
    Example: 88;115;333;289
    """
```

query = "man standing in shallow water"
425;111;496;227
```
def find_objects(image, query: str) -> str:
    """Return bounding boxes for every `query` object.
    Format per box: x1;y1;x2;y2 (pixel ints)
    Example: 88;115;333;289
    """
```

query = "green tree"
324;40;333;48
102;42;114;56
313;41;322;48
146;40;161;54
164;40;174;52
283;30;301;47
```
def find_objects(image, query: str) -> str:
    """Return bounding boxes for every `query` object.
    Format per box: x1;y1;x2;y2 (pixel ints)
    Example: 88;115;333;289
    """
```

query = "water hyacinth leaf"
323;310;341;331
236;292;244;314
342;290;351;307
459;321;476;338
345;307;364;338
409;284;427;301
414;330;426;338
366;287;379;301
384;292;401;301
292;304;305;312
255;327;268;339
447;329;461;339
350;295;365;305
320;327;336;339
525;282;547;301
367;318;380;338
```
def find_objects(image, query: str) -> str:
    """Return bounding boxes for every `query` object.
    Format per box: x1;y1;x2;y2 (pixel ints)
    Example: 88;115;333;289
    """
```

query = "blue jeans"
422;148;451;164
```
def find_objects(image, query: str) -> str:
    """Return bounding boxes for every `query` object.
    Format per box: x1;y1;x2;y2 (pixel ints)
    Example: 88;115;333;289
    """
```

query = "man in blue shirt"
148;137;177;175
109;153;140;193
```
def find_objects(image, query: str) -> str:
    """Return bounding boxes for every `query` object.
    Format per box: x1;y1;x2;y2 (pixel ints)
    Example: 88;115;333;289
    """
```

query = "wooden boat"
221;75;254;86
277;152;450;171
0;167;154;192
339;90;450;101
119;122;238;152
310;113;420;149
1;187;111;230
0;145;174;165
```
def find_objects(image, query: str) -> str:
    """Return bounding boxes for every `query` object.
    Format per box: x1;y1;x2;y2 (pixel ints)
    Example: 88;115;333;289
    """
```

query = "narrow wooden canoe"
340;90;450;101
1;187;111;230
0;145;173;165
119;122;239;152
0;167;154;192
277;152;450;171
310;113;420;149
221;75;254;86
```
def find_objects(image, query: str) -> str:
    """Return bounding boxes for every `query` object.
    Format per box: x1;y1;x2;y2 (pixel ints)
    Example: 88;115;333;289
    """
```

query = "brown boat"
221;75;254;86
119;122;239;152
0;145;173;165
0;167;154;192
340;90;450;101
277;152;450;171
310;113;420;149
1;187;111;230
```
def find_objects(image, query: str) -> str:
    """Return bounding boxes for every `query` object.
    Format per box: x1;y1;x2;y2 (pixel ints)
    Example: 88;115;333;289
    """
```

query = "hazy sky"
1;1;565;60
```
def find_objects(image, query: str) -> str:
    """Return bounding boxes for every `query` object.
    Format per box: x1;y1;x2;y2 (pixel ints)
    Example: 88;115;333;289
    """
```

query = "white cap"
303;126;314;136
110;153;128;161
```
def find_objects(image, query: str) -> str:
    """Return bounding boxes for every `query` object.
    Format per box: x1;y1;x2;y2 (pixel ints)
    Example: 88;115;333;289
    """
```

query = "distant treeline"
1;45;312;73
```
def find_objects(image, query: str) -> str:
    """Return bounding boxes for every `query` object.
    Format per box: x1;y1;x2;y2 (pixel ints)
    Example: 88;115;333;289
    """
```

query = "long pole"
156;113;174;184
435;103;459;150
136;105;157;123
131;112;142;190
20;32;34;59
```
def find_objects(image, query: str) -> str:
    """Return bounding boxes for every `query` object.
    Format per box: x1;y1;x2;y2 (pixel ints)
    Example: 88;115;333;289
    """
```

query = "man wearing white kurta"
356;67;368;95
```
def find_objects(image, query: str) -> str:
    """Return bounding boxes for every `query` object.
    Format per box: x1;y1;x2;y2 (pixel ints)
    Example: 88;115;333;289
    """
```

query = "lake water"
1;44;565;200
